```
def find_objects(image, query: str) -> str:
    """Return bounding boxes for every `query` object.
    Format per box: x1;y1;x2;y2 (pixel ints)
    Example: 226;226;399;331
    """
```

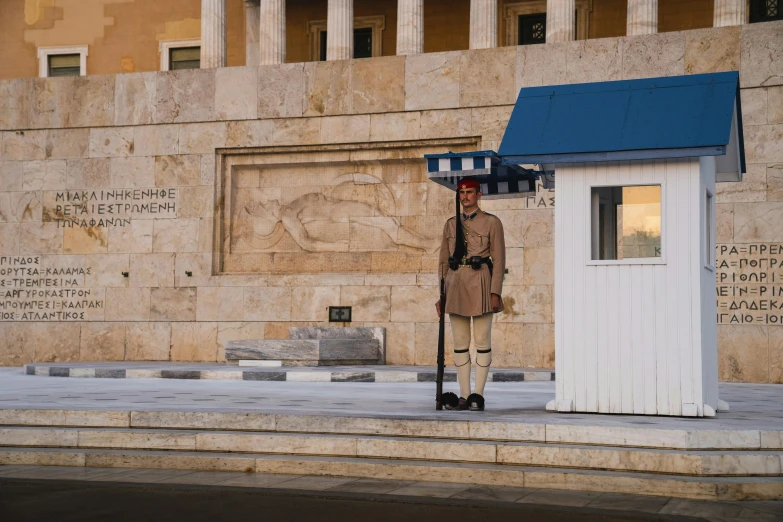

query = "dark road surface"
0;479;704;522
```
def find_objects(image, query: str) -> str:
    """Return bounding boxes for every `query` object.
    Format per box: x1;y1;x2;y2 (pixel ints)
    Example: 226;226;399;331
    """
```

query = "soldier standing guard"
435;177;506;411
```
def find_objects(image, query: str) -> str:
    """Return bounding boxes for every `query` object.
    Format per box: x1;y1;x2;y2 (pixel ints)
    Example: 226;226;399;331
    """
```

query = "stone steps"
22;363;554;383
1;409;780;450
0;447;781;501
0;425;781;477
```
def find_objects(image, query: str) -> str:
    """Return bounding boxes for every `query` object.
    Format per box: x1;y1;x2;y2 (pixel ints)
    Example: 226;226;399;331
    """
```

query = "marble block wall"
0;21;781;383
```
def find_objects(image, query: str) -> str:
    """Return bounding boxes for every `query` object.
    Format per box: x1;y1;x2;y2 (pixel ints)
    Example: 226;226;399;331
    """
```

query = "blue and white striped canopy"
424;150;539;199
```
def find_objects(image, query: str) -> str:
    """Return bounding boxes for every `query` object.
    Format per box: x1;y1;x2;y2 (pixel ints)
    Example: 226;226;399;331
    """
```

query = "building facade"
0;0;781;385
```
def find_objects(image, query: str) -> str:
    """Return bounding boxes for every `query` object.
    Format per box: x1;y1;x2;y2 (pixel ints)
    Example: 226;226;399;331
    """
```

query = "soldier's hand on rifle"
491;293;501;312
435;299;441;318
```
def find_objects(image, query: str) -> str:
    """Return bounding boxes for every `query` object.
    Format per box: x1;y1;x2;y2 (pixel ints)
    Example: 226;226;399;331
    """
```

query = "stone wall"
0;22;781;383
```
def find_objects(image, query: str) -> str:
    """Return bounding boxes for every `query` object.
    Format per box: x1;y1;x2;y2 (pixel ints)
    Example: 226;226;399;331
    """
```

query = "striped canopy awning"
424;151;539;199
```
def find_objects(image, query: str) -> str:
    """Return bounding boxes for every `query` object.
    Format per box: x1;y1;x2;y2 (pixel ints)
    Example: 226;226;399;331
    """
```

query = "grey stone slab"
417;373;457;382
290;327;381;341
492;372;525;382
517;489;602;507
319;339;380;362
278;476;356;491
586;492;670;513
219;473;301;488
0;465;79;480
331;372;374;383
328;478;417;494
452;485;537;503
25;366;35;376
387;481;471;498
94;369;126;379
49;367;69;377
157;471;239;486
226;340;320;361
161;371;200;380
659;498;743;518
242;372;286;381
107;469;197;483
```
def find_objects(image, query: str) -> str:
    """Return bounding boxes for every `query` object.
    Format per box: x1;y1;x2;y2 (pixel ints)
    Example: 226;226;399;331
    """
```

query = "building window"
309;15;385;61
159;39;201;71
504;0;591;45
591;185;662;261
519;13;547;45
750;0;782;22
37;46;88;78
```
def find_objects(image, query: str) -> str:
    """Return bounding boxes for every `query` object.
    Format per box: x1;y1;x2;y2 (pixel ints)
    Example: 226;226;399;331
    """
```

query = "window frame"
37;45;88;78
159;39;201;71
587;181;666;266
504;0;592;46
307;15;385;61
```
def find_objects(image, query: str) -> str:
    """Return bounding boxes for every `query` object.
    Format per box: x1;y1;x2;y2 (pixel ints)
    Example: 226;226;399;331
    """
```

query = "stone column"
713;0;746;27
626;0;658;36
201;0;227;68
397;0;423;55
546;0;575;42
469;0;498;49
245;0;260;66
326;0;353;61
259;0;286;64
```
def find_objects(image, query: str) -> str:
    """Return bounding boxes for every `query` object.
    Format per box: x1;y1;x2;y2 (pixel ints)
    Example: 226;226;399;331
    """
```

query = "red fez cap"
457;177;481;191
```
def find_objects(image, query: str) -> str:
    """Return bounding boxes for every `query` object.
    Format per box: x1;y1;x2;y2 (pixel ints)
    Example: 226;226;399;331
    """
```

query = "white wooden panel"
554;157;718;417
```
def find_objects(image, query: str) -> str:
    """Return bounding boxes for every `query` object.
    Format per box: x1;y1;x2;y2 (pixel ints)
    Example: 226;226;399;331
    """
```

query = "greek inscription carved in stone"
0;257;103;321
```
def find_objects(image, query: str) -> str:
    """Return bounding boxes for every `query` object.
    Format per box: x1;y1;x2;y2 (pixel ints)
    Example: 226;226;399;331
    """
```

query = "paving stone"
517;488;603;507
387;481;471;498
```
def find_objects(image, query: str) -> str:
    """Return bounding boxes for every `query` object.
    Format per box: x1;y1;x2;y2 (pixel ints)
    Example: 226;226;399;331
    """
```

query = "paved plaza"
1;367;782;432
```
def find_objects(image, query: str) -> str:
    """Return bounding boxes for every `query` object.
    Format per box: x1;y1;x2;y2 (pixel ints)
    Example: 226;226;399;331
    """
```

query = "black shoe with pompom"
467;393;485;411
441;392;459;410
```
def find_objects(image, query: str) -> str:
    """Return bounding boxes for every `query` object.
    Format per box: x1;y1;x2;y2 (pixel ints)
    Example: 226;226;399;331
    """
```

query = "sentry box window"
329;306;352;322
591;185;662;261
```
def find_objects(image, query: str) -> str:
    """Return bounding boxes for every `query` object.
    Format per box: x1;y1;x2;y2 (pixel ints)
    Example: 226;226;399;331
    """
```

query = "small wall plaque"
329;306;352;322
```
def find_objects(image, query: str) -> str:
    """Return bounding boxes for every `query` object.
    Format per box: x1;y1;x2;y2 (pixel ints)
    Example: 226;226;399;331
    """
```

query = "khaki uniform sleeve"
489;217;505;296
438;220;450;281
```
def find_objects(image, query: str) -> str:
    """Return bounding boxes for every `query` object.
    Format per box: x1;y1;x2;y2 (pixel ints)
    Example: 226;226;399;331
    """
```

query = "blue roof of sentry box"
498;71;745;181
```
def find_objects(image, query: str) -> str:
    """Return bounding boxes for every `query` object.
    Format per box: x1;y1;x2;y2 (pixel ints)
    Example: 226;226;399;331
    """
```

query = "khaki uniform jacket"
438;209;506;317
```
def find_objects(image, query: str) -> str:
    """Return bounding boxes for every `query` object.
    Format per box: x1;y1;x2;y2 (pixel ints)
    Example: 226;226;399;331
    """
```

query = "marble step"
225;339;382;365
0;447;780;501
0;426;781;476
22;363;554;383
1;409;781;451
